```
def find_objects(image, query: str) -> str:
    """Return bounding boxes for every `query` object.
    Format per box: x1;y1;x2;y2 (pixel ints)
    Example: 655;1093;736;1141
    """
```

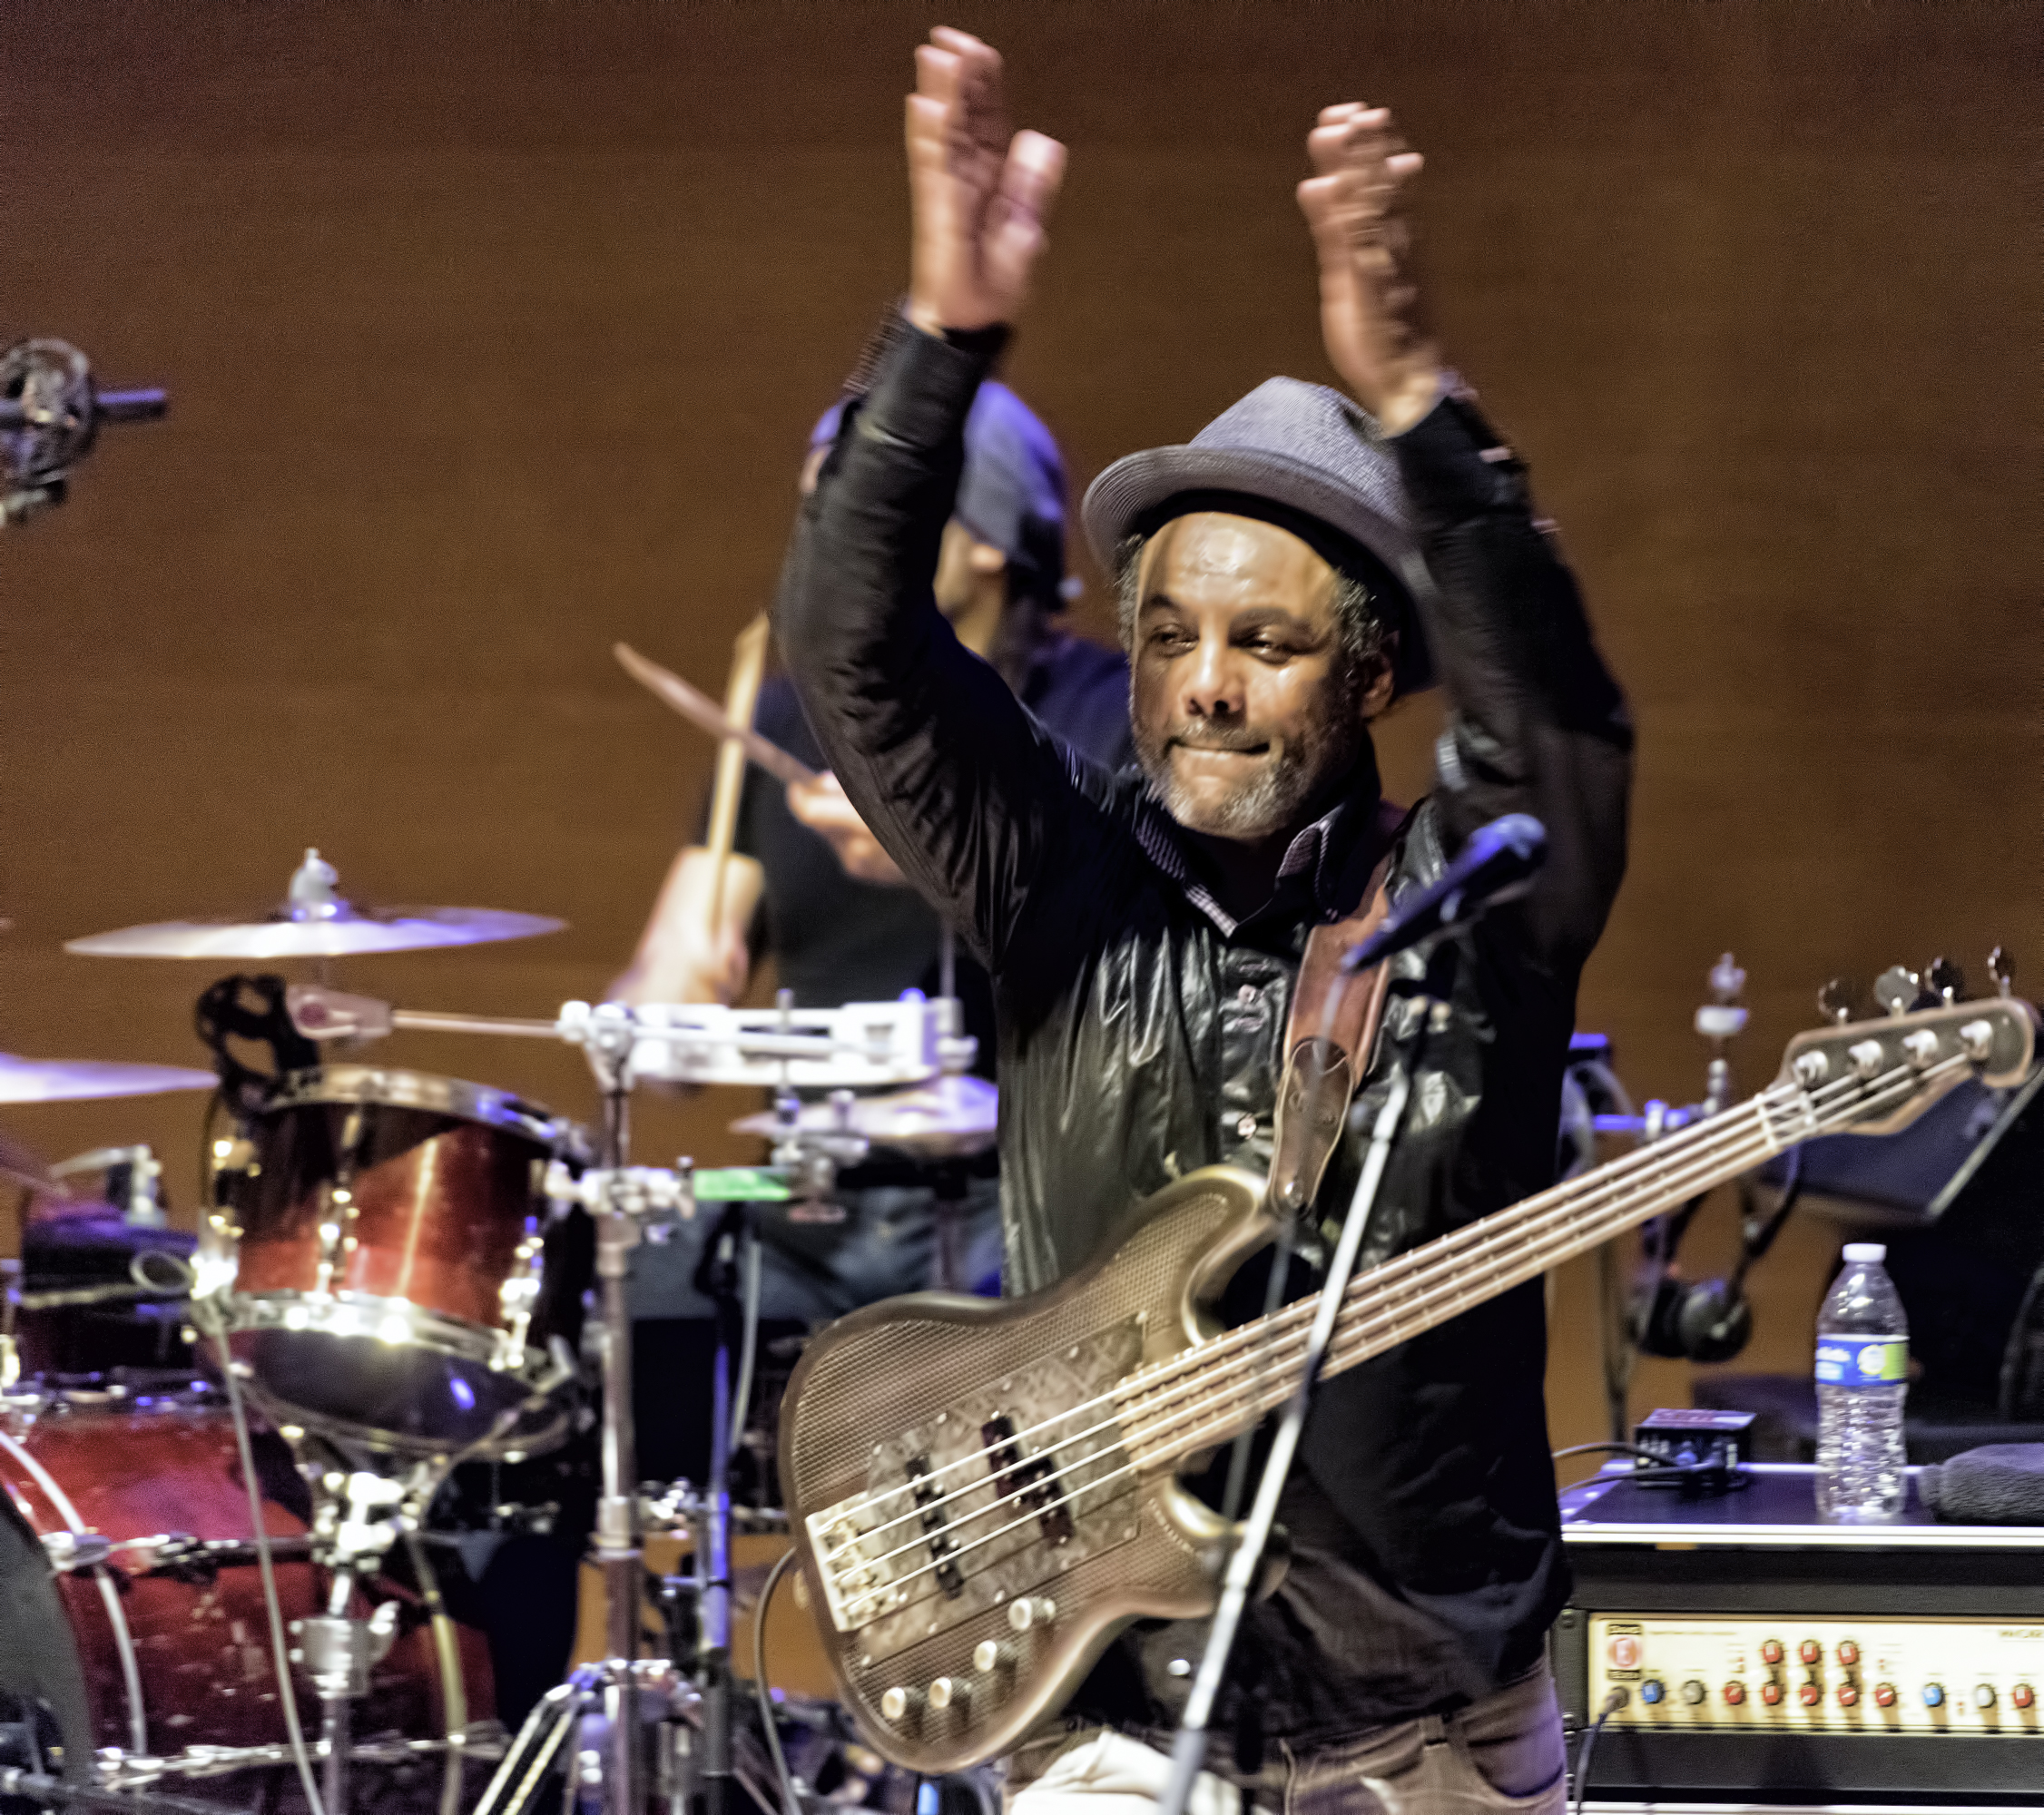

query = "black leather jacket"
777;326;1633;1742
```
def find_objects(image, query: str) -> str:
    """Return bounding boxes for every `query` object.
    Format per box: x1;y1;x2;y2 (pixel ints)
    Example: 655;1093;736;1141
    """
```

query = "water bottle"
1813;1242;1909;1522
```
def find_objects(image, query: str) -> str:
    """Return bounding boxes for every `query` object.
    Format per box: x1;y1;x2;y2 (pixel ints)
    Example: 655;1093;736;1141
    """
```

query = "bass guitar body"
778;1166;1272;1775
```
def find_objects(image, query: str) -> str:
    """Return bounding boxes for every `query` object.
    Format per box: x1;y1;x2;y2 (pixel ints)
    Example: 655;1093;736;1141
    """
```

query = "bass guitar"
778;996;2037;1771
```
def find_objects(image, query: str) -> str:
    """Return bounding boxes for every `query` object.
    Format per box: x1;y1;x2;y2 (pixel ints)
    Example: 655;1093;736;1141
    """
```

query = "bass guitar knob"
1007;1596;1056;1634
880;1685;919;1723
974;1638;1015;1673
928;1675;965;1712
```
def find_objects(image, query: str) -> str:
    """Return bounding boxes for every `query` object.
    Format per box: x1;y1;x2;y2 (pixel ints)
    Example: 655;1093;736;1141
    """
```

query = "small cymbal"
0;1055;218;1105
65;848;565;959
732;1072;997;1160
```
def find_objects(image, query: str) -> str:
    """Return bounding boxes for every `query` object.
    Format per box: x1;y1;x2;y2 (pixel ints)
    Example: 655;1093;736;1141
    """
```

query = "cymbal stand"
683;1197;761;1815
298;1469;414;1815
583;1007;652;1815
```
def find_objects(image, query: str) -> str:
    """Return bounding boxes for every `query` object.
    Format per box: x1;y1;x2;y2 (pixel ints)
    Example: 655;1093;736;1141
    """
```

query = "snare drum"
210;1067;592;1457
0;1387;486;1761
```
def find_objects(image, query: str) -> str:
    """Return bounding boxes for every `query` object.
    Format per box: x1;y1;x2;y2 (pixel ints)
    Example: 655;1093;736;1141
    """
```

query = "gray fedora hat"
1081;377;1433;692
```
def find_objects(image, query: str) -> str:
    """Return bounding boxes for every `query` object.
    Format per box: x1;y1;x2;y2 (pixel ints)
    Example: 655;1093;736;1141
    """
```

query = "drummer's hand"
905;27;1066;334
608;849;758;1007
787;774;909;888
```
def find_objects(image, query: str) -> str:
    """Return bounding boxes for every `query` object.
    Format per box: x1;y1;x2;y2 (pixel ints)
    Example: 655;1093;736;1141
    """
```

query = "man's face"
1128;512;1386;840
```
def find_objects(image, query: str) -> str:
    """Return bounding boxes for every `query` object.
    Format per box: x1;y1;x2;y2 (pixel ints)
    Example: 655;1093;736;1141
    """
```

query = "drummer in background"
613;368;1132;1329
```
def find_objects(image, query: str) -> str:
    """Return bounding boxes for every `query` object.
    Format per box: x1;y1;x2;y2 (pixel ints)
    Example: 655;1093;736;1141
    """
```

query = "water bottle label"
1814;1336;1908;1388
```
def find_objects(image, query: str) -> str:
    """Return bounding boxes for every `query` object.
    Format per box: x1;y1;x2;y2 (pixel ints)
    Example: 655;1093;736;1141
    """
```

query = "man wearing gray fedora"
775;26;1632;1815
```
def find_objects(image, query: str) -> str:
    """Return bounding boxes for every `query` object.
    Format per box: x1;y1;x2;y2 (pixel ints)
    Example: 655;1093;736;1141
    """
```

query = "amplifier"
1553;1463;2044;1812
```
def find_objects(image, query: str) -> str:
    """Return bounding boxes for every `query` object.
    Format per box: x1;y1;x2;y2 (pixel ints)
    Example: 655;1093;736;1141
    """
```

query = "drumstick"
703;618;772;942
614;641;818;789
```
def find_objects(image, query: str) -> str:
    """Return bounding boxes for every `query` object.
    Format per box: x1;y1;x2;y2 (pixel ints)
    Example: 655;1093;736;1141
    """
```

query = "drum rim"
220;1288;575;1457
219;1286;558;1376
258;1064;592;1161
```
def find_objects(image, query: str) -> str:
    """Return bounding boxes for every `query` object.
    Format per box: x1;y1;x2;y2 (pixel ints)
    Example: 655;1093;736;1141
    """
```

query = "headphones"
1634;1271;1754;1365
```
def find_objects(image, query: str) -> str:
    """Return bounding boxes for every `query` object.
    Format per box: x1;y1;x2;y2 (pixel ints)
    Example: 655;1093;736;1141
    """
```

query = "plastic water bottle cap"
1843;1242;1886;1262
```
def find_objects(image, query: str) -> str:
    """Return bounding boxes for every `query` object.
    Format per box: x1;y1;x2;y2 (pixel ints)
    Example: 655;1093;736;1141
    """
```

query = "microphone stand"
1157;991;1440;1815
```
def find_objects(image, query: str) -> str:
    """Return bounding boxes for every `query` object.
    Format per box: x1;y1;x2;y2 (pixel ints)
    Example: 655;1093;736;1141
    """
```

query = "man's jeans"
1005;1664;1567;1815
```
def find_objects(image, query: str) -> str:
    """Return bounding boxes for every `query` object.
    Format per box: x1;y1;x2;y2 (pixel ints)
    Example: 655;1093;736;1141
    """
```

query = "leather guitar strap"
1267;798;1413;1221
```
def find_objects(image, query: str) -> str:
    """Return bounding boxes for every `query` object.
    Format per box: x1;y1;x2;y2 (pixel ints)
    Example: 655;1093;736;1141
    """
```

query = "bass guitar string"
832;1055;1942;1618
818;1077;1803;1568
828;1056;1941;1615
814;1080;1792;1560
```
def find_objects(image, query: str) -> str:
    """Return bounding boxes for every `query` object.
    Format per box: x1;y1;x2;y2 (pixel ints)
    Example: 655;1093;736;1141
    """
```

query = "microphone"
2;339;168;524
1341;812;1547;972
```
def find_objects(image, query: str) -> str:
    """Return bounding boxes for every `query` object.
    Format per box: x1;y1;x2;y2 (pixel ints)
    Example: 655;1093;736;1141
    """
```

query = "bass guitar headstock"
1774;995;2038;1138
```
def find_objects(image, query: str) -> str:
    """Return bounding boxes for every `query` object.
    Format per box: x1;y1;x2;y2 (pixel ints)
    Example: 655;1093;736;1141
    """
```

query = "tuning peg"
1696;952;1749;1043
1989;946;2016;999
1709;952;1747;1004
1925;957;1967;1005
1817;977;1860;1025
1873;966;1924;1017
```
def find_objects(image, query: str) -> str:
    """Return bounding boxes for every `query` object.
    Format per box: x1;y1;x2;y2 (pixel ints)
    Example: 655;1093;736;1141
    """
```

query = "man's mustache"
1166;726;1273;754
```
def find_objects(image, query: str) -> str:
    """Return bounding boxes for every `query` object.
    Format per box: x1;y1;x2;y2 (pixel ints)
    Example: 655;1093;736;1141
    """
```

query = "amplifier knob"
1760;1682;1784;1707
1798;1683;1823;1707
1873;1683;1897;1708
1681;1680;1706;1707
1638;1680;1666;1705
1922;1684;1945;1709
2012;1683;2036;1711
1722;1682;1746;1706
1974;1683;1996;1709
1759;1639;1784;1666
1837;1684;1859;1708
1798;1640;1823;1665
1836;1641;1860;1667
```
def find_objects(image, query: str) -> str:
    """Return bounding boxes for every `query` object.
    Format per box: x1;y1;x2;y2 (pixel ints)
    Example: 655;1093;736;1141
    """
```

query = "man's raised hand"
1297;104;1442;436
905;28;1066;335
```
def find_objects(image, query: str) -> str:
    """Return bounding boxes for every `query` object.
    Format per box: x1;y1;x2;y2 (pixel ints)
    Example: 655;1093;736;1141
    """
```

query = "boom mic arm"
2;338;168;524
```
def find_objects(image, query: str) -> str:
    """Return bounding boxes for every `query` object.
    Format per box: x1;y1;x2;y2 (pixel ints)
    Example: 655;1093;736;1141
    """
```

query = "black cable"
751;1547;803;1815
1551;1441;1664;1466
208;1320;328;1815
1570;1688;1626;1815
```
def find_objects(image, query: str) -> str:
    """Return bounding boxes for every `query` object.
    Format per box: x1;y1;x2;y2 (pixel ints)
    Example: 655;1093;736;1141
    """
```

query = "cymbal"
732;1072;997;1160
65;848;565;959
0;1055;218;1105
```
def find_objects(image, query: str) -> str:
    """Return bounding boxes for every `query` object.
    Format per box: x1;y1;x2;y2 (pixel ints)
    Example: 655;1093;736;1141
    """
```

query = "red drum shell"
0;1393;489;1758
221;1067;590;1455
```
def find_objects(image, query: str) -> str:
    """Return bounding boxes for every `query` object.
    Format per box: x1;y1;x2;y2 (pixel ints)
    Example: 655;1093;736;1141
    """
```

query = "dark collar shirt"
775;327;1633;1748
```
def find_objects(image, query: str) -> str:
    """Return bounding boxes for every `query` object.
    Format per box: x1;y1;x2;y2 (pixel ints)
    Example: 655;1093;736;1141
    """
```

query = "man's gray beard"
1135;709;1364;841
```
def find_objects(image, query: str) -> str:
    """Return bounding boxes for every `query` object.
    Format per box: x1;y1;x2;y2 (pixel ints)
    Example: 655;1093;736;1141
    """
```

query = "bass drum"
0;1385;489;1764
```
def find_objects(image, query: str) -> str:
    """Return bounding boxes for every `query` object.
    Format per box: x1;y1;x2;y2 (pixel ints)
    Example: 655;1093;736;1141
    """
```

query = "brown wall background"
4;1;2038;1465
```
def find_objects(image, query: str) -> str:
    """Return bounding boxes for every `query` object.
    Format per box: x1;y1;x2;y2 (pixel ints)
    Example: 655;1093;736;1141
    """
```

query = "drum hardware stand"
259;989;954;1815
291;1468;425;1815
46;1145;168;1227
